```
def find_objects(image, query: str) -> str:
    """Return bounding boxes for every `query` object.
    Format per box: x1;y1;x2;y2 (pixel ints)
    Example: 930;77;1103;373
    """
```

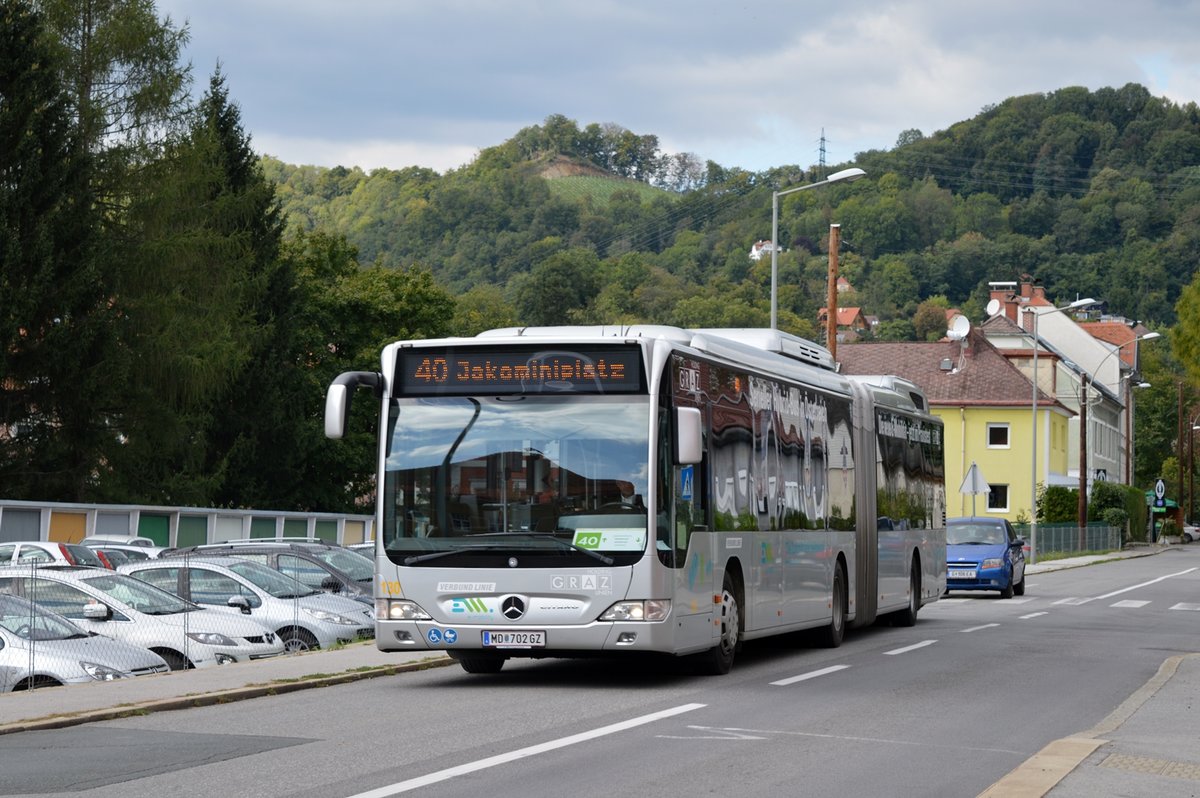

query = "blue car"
945;517;1026;598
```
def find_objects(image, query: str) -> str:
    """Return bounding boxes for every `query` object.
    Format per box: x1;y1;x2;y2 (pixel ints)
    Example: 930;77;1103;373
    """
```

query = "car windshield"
0;594;89;640
309;548;374;581
947;523;1008;545
77;572;199;614
225;560;319;599
382;394;650;558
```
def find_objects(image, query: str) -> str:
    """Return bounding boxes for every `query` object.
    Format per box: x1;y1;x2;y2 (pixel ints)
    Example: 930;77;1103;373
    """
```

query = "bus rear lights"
382;600;433;621
600;600;670;622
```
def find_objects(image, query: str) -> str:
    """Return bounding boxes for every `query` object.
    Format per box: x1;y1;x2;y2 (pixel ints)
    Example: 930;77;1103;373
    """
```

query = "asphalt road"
1;548;1197;798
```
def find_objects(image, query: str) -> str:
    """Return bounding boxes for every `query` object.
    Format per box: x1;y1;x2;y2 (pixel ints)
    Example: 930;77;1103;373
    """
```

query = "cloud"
159;0;1200;173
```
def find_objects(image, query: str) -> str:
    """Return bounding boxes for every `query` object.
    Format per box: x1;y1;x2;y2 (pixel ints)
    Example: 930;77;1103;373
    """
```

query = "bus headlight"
600;600;671;622
379;599;433;621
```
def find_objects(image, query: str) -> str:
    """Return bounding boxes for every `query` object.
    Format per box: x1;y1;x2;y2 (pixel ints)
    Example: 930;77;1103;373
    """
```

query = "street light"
1026;297;1096;565
770;167;866;330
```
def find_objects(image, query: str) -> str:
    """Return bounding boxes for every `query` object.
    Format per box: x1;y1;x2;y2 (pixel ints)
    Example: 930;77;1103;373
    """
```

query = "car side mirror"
227;595;252;614
1013;538;1026;547
83;602;110;621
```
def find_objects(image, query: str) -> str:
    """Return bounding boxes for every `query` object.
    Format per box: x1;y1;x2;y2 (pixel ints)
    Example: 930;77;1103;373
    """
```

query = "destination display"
396;345;644;395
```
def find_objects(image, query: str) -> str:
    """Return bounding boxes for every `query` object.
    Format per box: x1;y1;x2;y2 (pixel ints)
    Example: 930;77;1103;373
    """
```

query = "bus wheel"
699;573;740;675
818;564;846;648
895;561;920;627
456;653;506;674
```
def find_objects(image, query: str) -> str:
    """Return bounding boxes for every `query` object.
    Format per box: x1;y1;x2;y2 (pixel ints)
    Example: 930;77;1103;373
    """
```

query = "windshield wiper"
465;532;615;565
404;535;614;566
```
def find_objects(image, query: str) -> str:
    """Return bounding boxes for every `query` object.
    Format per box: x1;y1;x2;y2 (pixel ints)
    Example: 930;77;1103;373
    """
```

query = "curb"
0;654;454;736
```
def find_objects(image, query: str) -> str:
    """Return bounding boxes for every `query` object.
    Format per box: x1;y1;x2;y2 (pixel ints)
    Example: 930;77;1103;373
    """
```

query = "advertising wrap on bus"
326;327;946;676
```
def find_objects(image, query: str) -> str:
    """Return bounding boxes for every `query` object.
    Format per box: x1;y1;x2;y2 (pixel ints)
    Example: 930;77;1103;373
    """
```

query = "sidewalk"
2;545;1194;798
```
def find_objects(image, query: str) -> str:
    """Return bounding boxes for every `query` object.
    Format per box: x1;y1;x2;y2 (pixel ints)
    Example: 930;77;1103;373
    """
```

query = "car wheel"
1013;571;1026;596
154;649;191;671
280;627;319;653
1000;568;1014;599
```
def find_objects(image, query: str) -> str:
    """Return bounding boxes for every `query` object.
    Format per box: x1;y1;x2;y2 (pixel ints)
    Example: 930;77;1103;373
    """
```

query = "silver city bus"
326;326;946;674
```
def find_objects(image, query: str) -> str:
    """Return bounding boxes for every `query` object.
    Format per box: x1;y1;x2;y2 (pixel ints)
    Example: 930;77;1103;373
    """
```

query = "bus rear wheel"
818;564;846;648
698;572;740;675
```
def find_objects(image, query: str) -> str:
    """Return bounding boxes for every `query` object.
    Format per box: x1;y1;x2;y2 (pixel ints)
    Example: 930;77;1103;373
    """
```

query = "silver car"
0;566;285;669
119;557;374;652
0;593;169;691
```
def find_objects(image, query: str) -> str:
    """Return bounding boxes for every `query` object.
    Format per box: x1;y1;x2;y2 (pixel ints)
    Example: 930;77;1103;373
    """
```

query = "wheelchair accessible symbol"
427;628;457;645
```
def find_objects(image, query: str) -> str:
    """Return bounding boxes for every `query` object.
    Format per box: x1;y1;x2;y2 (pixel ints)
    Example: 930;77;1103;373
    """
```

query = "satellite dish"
985;298;1001;317
947;314;971;341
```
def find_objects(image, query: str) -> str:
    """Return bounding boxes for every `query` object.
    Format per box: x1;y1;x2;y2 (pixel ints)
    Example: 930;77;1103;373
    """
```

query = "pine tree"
0;0;114;500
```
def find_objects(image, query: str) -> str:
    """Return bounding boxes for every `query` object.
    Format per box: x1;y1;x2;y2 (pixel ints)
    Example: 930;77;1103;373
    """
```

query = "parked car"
1183;525;1199;543
0;593;169;691
946;517;1026;598
0;566;285;669
167;540;374;605
118;557;374;652
80;534;159;548
84;542;170;561
0;541;113;569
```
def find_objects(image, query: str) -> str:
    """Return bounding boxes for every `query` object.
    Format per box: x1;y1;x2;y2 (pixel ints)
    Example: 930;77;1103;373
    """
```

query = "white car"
1183;525;1199;543
0;566;285;669
0;540;113;569
119;557;374;652
0;593;169;691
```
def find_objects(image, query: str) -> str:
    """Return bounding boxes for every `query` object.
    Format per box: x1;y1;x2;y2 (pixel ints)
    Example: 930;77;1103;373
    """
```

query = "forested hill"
263;83;1200;335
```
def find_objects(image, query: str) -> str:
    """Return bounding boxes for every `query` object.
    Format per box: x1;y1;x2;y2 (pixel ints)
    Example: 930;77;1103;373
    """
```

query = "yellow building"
839;329;1072;523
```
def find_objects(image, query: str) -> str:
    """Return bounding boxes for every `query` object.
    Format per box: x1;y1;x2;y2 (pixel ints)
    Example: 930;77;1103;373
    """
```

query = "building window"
987;484;1009;512
986;423;1010;448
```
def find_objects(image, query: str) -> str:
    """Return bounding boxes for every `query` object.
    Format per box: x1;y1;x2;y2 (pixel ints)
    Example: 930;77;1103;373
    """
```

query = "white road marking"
1020;612;1048;619
770;664;850;686
884;640;937;655
345;703;707;797
1054;598;1088;605
961;623;1000;633
1170;603;1200;611
1111;600;1150;608
1006;597;1035;604
1084;568;1198;603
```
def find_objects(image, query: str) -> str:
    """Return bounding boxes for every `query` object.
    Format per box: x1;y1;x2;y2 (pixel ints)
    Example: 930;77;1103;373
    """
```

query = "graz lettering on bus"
410;356;625;385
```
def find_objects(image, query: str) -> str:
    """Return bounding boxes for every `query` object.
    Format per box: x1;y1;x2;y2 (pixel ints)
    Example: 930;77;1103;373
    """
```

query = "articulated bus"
325;326;946;675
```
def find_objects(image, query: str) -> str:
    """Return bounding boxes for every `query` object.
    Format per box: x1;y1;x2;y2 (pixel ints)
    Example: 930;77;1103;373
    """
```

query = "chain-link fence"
0;549;376;693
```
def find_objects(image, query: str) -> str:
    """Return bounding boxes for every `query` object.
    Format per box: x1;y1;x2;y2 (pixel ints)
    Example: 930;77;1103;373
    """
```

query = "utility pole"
826;224;841;362
1079;372;1089;546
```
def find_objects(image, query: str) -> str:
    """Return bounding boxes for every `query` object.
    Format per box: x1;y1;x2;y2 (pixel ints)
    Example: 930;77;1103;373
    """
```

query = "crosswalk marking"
1054;597;1089;605
1020;612;1048;619
1169;603;1200;611
1111;600;1150;608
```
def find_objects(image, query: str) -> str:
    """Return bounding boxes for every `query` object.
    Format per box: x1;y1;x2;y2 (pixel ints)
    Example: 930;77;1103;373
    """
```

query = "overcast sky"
156;0;1200;175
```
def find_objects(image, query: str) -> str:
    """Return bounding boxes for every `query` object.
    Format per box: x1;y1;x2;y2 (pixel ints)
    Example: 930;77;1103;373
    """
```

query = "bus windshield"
382;395;651;562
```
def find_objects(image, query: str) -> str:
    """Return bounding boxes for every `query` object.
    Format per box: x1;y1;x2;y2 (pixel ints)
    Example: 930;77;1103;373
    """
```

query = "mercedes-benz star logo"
501;595;526;620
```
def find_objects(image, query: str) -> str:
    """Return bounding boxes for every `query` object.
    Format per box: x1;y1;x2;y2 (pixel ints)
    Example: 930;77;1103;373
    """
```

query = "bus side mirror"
325;371;383;439
675;407;702;465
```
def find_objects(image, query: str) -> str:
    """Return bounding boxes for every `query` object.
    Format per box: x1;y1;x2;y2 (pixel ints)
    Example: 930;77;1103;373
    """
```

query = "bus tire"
895;560;920;627
456;653;506;674
699;572;740;675
818;564;846;648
